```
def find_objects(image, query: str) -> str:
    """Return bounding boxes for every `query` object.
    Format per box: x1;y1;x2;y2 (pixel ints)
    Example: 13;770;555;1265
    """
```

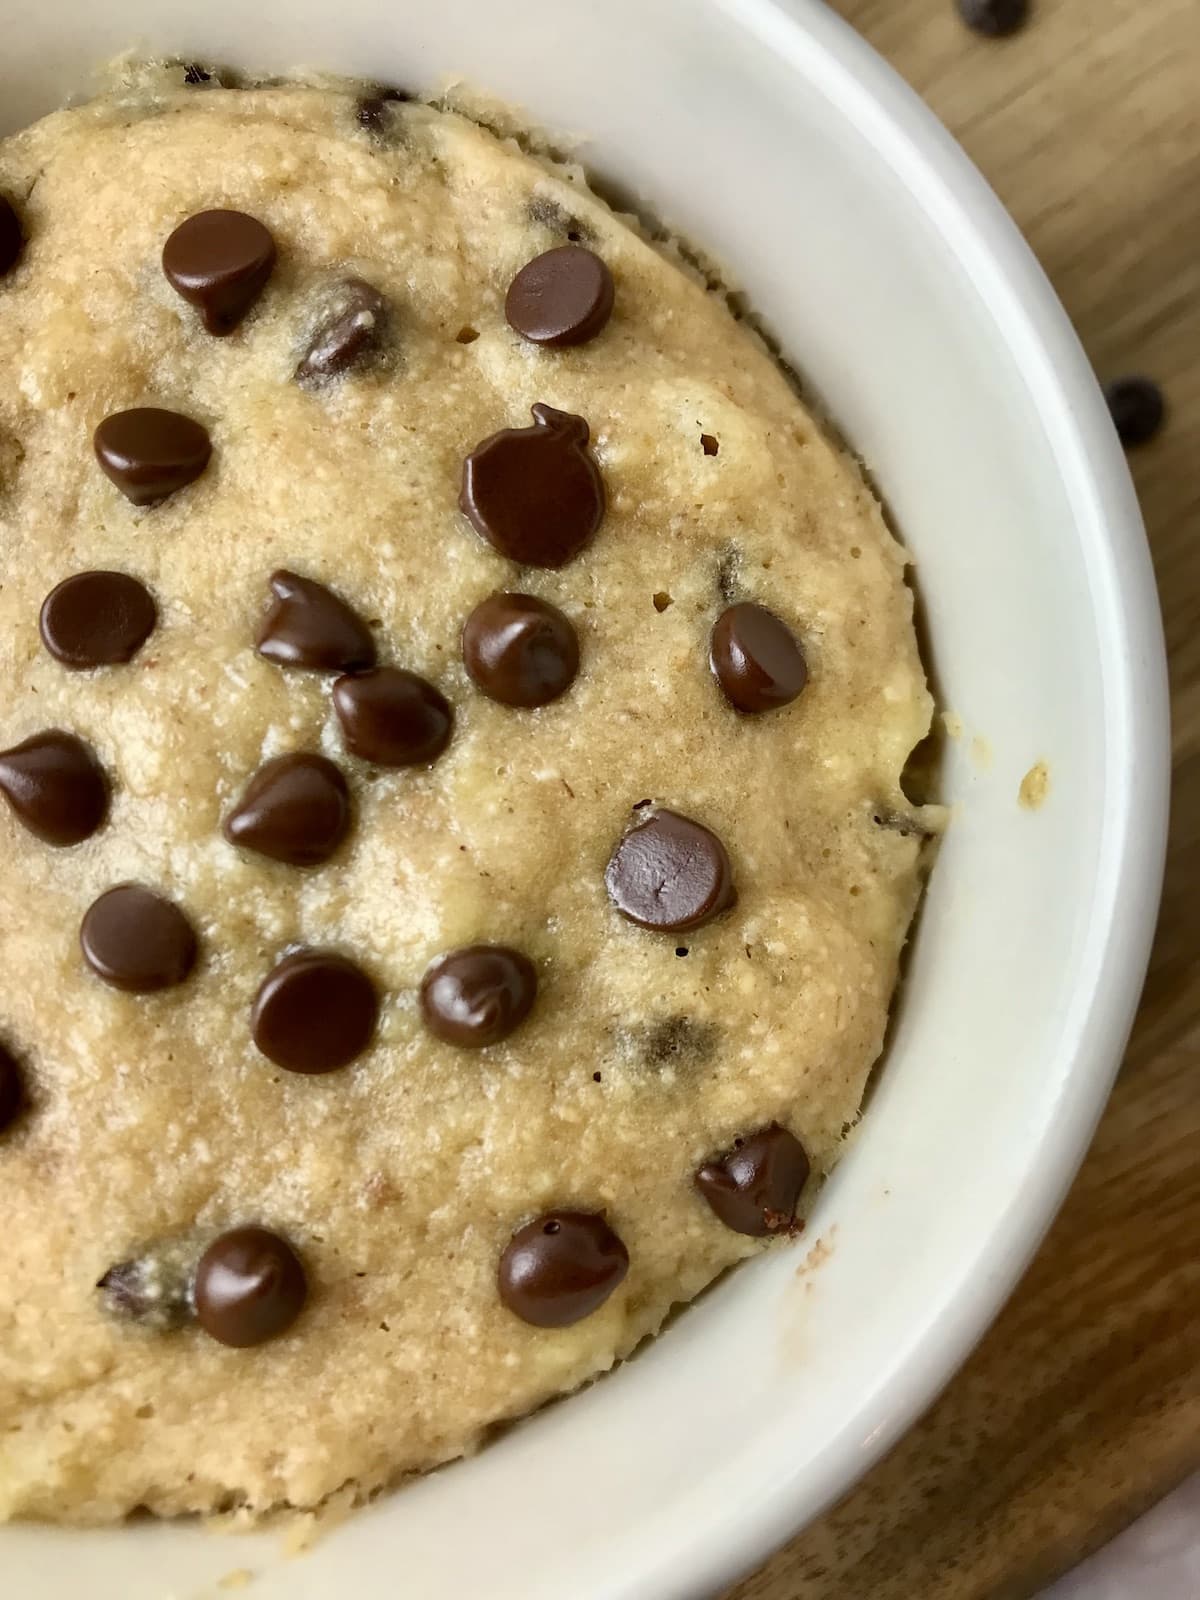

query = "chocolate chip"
40;571;157;668
255;569;376;673
498;1211;629;1328
182;63;213;85
505;246;615;348
98;1241;195;1330
0;731;108;845
295;278;390;386
419;945;537;1048
332;667;453;767
605;808;736;933
251;949;378;1073
224;753;350;866
0;194;24;277
700;433;719;457
956;0;1029;36
695;1123;810;1236
710;602;807;714
460;404;605;568
93;408;212;506
194;1227;307;1347
1104;376;1166;449
462;592;579;707
162;209;276;335
356;87;410;133
0;1042;25;1135
81;885;197;993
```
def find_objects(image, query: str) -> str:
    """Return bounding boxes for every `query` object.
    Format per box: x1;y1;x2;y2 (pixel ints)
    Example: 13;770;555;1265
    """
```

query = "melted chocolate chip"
1105;376;1166;449
295;278;389;386
98;1241;195;1331
356;87;410;133
639;1016;717;1068
255;570;376;673
0;1042;25;1134
605;808;736;933
332;667;453;767
419;945;537;1048
460;404;605;568
224;753;350;866
695;1123;810;1236
505;246;615;347
182;62;213;85
194;1227;307;1347
710;602;808;714
0;731;108;845
80;885;197;993
40;571;157;668
956;0;1029;35
462;592;580;707
94;409;212;506
162;209;276;335
498;1211;629;1328
0;194;24;277
251;949;378;1073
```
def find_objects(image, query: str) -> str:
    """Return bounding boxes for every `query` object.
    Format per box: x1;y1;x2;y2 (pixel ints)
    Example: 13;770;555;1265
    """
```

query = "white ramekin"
1;2;1169;1596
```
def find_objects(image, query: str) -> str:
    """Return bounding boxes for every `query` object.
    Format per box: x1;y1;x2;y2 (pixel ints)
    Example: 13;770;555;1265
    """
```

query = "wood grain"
729;2;1200;1596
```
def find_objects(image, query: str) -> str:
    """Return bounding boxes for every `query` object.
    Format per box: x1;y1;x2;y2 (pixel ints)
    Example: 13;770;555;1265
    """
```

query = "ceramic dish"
1;1;1169;1595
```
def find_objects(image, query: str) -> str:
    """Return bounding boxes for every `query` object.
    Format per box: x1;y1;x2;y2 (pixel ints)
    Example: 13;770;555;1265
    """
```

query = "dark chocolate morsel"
695;1123;811;1236
356;87;411;133
97;1241;195;1331
332;667;453;766
40;571;157;668
0;731;108;845
460;404;604;568
462;592;579;708
93;409;212;506
251;949;378;1073
295;278;389;386
498;1210;629;1328
505;246;614;347
255;569;376;673
0;194;24;277
224;753;350;866
194;1227;307;1347
419;945;537;1048
162;209;276;335
604;808;736;933
710;602;807;714
80;885;197;993
0;1041;25;1135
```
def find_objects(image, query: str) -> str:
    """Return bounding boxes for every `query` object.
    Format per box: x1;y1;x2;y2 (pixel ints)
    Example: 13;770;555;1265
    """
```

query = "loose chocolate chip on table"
194;1226;307;1347
505;245;615;348
695;1123;811;1236
0;1042;24;1134
420;945;538;1048
94;409;212;507
356;87;411;132
956;0;1029;37
81;885;197;993
162;209;276;335
498;1211;629;1328
40;571;157;668
251;949;378;1073
0;731;108;845
605;808;736;933
332;667;453;767
98;1242;195;1331
462;592;580;708
710;601;808;714
224;753;350;866
460;404;605;568
255;569;376;673
0;194;23;277
295;277;390;386
1104;376;1166;449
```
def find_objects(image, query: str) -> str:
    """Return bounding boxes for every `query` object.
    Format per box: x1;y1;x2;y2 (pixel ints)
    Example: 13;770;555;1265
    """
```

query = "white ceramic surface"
1;2;1169;1597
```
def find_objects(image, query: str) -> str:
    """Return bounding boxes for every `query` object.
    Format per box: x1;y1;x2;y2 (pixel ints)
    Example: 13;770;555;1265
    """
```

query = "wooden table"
730;2;1200;1596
